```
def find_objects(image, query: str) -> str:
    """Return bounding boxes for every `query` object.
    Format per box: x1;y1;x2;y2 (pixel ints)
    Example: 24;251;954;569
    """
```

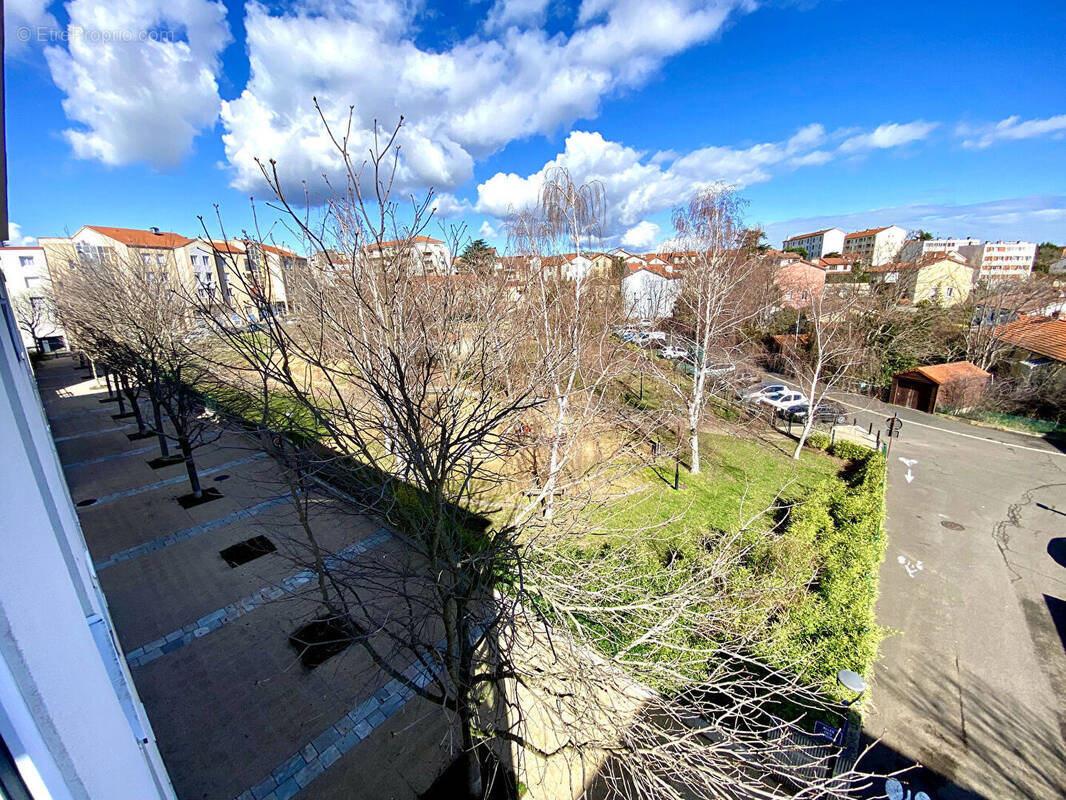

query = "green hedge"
755;447;887;696
805;431;831;451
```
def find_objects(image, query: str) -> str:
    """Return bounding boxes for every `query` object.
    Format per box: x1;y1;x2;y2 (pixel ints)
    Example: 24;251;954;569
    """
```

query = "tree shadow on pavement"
858;649;1066;799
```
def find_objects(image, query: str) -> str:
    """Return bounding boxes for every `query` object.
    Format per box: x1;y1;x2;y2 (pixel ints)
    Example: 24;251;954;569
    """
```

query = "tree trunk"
458;705;483;800
104;368;114;397
180;437;202;498
123;376;147;435
115;378;127;414
793;417;814;460
151;395;170;458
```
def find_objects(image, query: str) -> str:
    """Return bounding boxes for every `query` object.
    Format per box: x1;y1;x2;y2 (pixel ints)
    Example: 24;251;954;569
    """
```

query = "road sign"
886;413;903;437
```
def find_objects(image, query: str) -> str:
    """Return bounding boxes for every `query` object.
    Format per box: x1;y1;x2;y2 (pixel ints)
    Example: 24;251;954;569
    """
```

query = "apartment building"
781;228;846;260
38;226;301;323
868;251;974;305
0;246;66;352
0;278;176;799
963;240;1037;280
842;225;907;266
365;235;453;275
899;237;982;262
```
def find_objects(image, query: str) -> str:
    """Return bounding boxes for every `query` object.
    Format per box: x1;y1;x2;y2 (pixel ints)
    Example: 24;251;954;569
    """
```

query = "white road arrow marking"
899;457;917;467
905;469;914;483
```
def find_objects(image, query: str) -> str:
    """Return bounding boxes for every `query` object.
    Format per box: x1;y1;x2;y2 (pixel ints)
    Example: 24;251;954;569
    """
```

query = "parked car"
738;382;788;401
754;390;808;412
613;327;639;341
659;345;687;360
780;400;848;425
634;330;666;346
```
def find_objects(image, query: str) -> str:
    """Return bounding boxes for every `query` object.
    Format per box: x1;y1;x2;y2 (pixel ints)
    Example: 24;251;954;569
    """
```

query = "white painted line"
835;398;1066;457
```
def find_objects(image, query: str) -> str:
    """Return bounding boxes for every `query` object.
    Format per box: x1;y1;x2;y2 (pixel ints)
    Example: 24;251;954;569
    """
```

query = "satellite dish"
885;777;904;800
837;669;867;695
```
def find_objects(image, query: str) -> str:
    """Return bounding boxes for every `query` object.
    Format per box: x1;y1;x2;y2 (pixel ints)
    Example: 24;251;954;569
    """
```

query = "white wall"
0;248;65;352
0;281;175;799
622;270;681;320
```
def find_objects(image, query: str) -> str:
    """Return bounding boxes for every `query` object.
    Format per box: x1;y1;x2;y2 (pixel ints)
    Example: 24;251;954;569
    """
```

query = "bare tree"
962;277;1062;371
667;188;762;475
10;290;58;353
778;290;864;458
186;106;887;800
50;249;218;495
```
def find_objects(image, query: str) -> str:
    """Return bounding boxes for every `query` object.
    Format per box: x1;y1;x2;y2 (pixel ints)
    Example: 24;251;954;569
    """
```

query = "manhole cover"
76;498;97;507
941;520;965;531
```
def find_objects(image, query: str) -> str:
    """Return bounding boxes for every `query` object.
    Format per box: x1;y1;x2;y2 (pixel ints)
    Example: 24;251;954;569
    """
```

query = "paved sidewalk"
36;357;452;799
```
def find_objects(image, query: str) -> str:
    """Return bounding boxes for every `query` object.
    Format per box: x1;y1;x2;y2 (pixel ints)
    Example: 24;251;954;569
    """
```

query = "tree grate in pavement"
220;535;277;568
177;487;224;509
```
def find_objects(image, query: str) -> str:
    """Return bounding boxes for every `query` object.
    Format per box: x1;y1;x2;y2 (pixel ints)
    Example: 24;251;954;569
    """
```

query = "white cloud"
838;121;938;153
4;0;58;54
220;0;755;197
477;220;502;239
958;114;1066;149
4;222;38;246
44;0;231;168
485;0;551;32
621;220;659;249
761;195;1066;249
475;119;939;239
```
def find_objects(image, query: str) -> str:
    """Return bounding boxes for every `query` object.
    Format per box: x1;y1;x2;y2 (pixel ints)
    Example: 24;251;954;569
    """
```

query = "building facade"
781;228;846;260
621;264;682;320
843;225;907;267
0;246;66;352
963;241;1037;280
900;237;982;262
868;252;974;305
0;280;176;799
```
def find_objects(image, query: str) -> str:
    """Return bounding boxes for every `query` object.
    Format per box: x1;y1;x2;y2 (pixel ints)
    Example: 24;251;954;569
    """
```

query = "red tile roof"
910;361;990;384
625;263;679;280
845;226;891;240
784;228;836;240
994;316;1066;363
86;226;193;249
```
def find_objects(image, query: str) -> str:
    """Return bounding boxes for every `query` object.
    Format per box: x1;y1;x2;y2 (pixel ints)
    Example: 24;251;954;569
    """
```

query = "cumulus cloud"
958;114;1066;149
475;119;938;240
44;0;231;168
838;121;937;153
4;222;38;246
5;0;58;54
621;220;659;249
478;220;502;239
761;195;1066;249
220;0;755;197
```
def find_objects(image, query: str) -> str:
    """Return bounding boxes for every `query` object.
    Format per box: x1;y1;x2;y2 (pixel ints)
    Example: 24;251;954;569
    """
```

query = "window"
156;253;165;265
19;255;33;267
24;276;39;288
946;287;954;297
929;287;939;298
141;253;152;265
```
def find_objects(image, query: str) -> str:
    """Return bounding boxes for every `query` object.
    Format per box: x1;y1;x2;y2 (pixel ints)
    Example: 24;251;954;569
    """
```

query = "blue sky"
5;0;1065;253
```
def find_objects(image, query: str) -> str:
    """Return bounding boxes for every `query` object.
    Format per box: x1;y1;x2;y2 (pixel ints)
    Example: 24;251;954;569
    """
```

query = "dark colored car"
781;400;848;424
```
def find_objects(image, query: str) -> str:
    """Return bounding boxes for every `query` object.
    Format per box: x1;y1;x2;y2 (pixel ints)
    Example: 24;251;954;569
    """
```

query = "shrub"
805;431;831;451
828;439;873;462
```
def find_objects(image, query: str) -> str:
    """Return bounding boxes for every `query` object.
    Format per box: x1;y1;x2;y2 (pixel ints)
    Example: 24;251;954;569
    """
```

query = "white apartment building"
781;228;846;260
0;246;66;352
365;235;453;275
962;240;1037;280
0;280;176;799
843;225;907;266
899;237;982;262
621;263;682;320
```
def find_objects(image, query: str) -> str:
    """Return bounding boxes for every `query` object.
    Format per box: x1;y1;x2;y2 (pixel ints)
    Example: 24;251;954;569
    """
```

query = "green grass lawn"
940;408;1066;438
596;431;842;546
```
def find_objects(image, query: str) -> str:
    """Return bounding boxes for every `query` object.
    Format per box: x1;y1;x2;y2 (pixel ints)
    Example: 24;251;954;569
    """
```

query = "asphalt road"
830;393;1066;800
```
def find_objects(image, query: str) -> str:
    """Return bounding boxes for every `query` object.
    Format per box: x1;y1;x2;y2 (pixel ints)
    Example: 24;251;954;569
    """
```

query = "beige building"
868;251;974;305
39;226;301;324
843;225;907;266
365;235;453;275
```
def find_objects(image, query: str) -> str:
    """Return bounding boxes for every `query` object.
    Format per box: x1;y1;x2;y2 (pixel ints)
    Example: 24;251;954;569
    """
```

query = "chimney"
150;226;161;235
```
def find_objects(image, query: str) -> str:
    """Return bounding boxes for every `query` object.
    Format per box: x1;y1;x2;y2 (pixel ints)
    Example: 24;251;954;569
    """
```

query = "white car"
755;390;808;411
739;382;788;401
659;345;687;360
634;331;666;345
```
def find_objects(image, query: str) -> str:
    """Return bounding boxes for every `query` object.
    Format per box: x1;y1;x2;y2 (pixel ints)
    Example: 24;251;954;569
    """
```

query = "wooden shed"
889;361;991;414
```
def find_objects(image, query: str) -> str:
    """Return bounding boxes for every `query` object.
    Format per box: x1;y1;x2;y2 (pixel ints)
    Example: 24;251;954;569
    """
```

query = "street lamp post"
835;669;866;747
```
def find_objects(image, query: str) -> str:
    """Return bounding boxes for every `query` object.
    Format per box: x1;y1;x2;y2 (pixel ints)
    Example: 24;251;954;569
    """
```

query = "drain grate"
220;535;277;567
941;520;965;531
